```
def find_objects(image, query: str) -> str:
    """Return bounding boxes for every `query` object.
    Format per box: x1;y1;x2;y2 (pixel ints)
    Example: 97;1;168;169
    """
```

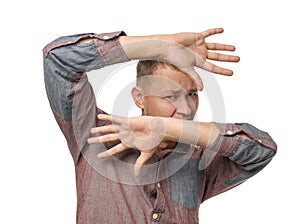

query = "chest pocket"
168;159;202;210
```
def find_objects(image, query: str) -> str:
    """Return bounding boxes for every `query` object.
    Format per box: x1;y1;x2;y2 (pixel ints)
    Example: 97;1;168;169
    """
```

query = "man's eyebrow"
163;88;198;94
188;88;198;92
164;89;182;94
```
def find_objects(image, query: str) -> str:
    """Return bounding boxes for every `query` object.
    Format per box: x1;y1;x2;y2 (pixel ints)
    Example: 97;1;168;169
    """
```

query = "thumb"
134;151;154;176
181;67;203;91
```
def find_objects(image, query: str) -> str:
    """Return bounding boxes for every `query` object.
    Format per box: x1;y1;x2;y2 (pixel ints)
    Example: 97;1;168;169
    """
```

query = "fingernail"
97;151;110;159
134;166;141;176
134;170;140;177
98;114;104;119
97;153;104;159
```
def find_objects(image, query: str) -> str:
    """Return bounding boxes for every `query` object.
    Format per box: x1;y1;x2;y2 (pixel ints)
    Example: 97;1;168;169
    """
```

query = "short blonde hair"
136;60;182;86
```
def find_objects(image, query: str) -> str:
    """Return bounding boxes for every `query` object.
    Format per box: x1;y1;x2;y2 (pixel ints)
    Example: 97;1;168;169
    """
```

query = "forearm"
118;35;172;60
163;118;255;148
163;118;220;148
81;34;171;62
164;118;277;181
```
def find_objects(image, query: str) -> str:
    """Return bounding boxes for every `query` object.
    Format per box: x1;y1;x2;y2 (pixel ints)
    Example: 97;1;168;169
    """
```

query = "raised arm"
43;31;129;164
118;28;240;90
88;115;277;179
82;28;239;90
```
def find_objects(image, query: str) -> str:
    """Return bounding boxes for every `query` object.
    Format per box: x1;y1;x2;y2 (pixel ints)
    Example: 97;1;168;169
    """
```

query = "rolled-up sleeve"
201;122;277;202
43;31;129;164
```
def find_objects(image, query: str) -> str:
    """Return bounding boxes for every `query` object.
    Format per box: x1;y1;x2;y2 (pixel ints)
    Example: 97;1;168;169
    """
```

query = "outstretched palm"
88;114;167;176
163;28;239;90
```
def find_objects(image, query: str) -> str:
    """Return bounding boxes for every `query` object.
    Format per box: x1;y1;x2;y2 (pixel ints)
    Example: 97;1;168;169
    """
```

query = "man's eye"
164;95;177;100
187;92;198;97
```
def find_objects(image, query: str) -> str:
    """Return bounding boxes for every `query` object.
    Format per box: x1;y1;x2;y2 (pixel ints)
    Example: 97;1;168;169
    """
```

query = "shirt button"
258;139;263;143
157;183;161;189
102;35;110;40
152;213;159;220
226;130;233;135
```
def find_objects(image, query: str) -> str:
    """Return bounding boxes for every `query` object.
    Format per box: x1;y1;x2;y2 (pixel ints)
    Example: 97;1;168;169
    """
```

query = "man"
43;28;277;223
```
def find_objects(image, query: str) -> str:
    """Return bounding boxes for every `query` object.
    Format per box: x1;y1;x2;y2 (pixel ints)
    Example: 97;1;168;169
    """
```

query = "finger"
97;113;112;121
97;114;124;124
87;133;119;144
203;61;234;76
207;52;240;62
134;151;154;176
181;67;203;91
91;125;120;135
201;28;224;38
97;143;128;158
158;141;168;149
206;43;236;51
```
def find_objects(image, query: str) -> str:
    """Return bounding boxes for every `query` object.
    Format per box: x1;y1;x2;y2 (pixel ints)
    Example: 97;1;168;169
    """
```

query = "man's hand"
119;28;240;90
164;28;239;89
87;114;219;176
87;114;168;176
171;28;239;74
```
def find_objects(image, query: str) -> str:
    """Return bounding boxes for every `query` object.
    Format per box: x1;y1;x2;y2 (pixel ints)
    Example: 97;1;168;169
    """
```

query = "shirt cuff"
93;31;129;66
43;31;127;57
208;122;277;157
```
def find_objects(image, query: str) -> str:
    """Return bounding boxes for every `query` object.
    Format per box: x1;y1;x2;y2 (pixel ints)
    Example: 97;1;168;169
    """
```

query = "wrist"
163;117;181;142
163;118;219;148
163;117;199;144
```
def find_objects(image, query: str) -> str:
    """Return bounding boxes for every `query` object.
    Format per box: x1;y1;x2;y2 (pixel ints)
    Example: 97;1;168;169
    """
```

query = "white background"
1;0;299;223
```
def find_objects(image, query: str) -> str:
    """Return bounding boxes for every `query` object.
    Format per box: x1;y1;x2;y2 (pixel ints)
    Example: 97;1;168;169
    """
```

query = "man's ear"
131;86;145;109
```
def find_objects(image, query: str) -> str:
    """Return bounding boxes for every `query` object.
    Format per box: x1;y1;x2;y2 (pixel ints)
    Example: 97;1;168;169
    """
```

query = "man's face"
138;66;199;120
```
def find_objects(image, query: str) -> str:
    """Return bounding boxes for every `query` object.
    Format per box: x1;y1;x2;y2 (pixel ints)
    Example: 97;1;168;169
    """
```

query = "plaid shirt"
43;31;277;224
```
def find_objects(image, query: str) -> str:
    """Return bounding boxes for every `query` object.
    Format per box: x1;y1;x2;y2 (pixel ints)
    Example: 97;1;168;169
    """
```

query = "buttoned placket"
150;181;165;223
149;145;192;223
150;159;166;223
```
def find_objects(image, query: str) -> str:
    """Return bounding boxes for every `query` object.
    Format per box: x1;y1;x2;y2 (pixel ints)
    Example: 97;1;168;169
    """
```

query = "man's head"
131;60;199;120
